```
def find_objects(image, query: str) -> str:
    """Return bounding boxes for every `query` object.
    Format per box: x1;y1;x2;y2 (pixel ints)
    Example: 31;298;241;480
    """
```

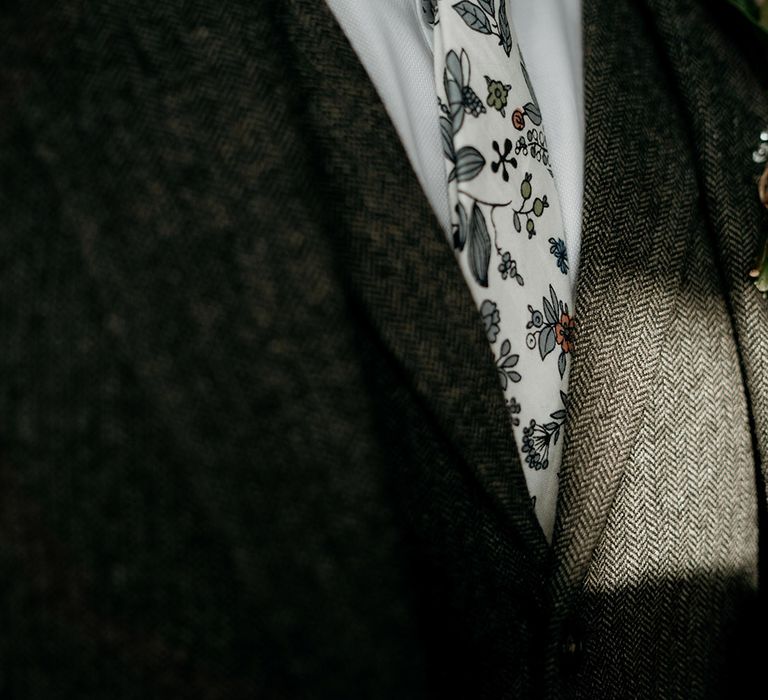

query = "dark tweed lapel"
283;2;549;560
548;0;701;612
642;0;768;494
37;0;546;561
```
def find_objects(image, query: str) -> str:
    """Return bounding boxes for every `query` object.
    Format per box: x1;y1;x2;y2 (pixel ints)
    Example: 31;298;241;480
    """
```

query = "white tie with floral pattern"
429;0;574;542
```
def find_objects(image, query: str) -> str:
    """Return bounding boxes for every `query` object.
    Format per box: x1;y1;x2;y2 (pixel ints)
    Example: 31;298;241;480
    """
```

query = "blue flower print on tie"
548;237;568;274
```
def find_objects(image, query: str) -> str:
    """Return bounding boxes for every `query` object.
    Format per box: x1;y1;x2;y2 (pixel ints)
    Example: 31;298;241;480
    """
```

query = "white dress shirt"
325;0;584;279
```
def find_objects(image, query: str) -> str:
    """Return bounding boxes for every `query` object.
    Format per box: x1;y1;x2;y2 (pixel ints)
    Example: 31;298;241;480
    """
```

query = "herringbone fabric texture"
573;163;758;697
0;0;766;698
543;2;768;695
579;216;760;698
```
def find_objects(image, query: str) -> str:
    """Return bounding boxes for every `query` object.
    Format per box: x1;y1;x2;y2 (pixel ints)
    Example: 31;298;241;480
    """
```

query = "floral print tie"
429;0;574;541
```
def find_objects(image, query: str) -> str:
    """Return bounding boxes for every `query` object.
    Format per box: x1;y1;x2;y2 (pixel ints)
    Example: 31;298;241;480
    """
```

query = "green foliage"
725;0;768;34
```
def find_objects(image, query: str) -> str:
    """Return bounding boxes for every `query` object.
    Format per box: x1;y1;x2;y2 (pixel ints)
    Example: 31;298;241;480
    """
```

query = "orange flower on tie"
512;108;526;131
526;285;573;379
555;313;575;354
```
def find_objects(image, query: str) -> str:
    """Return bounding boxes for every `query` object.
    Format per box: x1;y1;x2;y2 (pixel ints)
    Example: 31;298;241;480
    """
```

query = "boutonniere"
727;3;768;289
749;138;768;290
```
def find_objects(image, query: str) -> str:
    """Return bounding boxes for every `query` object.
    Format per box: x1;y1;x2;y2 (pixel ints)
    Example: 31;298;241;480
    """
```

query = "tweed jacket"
1;0;768;697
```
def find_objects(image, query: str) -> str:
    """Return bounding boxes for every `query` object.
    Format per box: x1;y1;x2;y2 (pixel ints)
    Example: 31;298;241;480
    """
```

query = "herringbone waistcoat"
1;0;767;697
